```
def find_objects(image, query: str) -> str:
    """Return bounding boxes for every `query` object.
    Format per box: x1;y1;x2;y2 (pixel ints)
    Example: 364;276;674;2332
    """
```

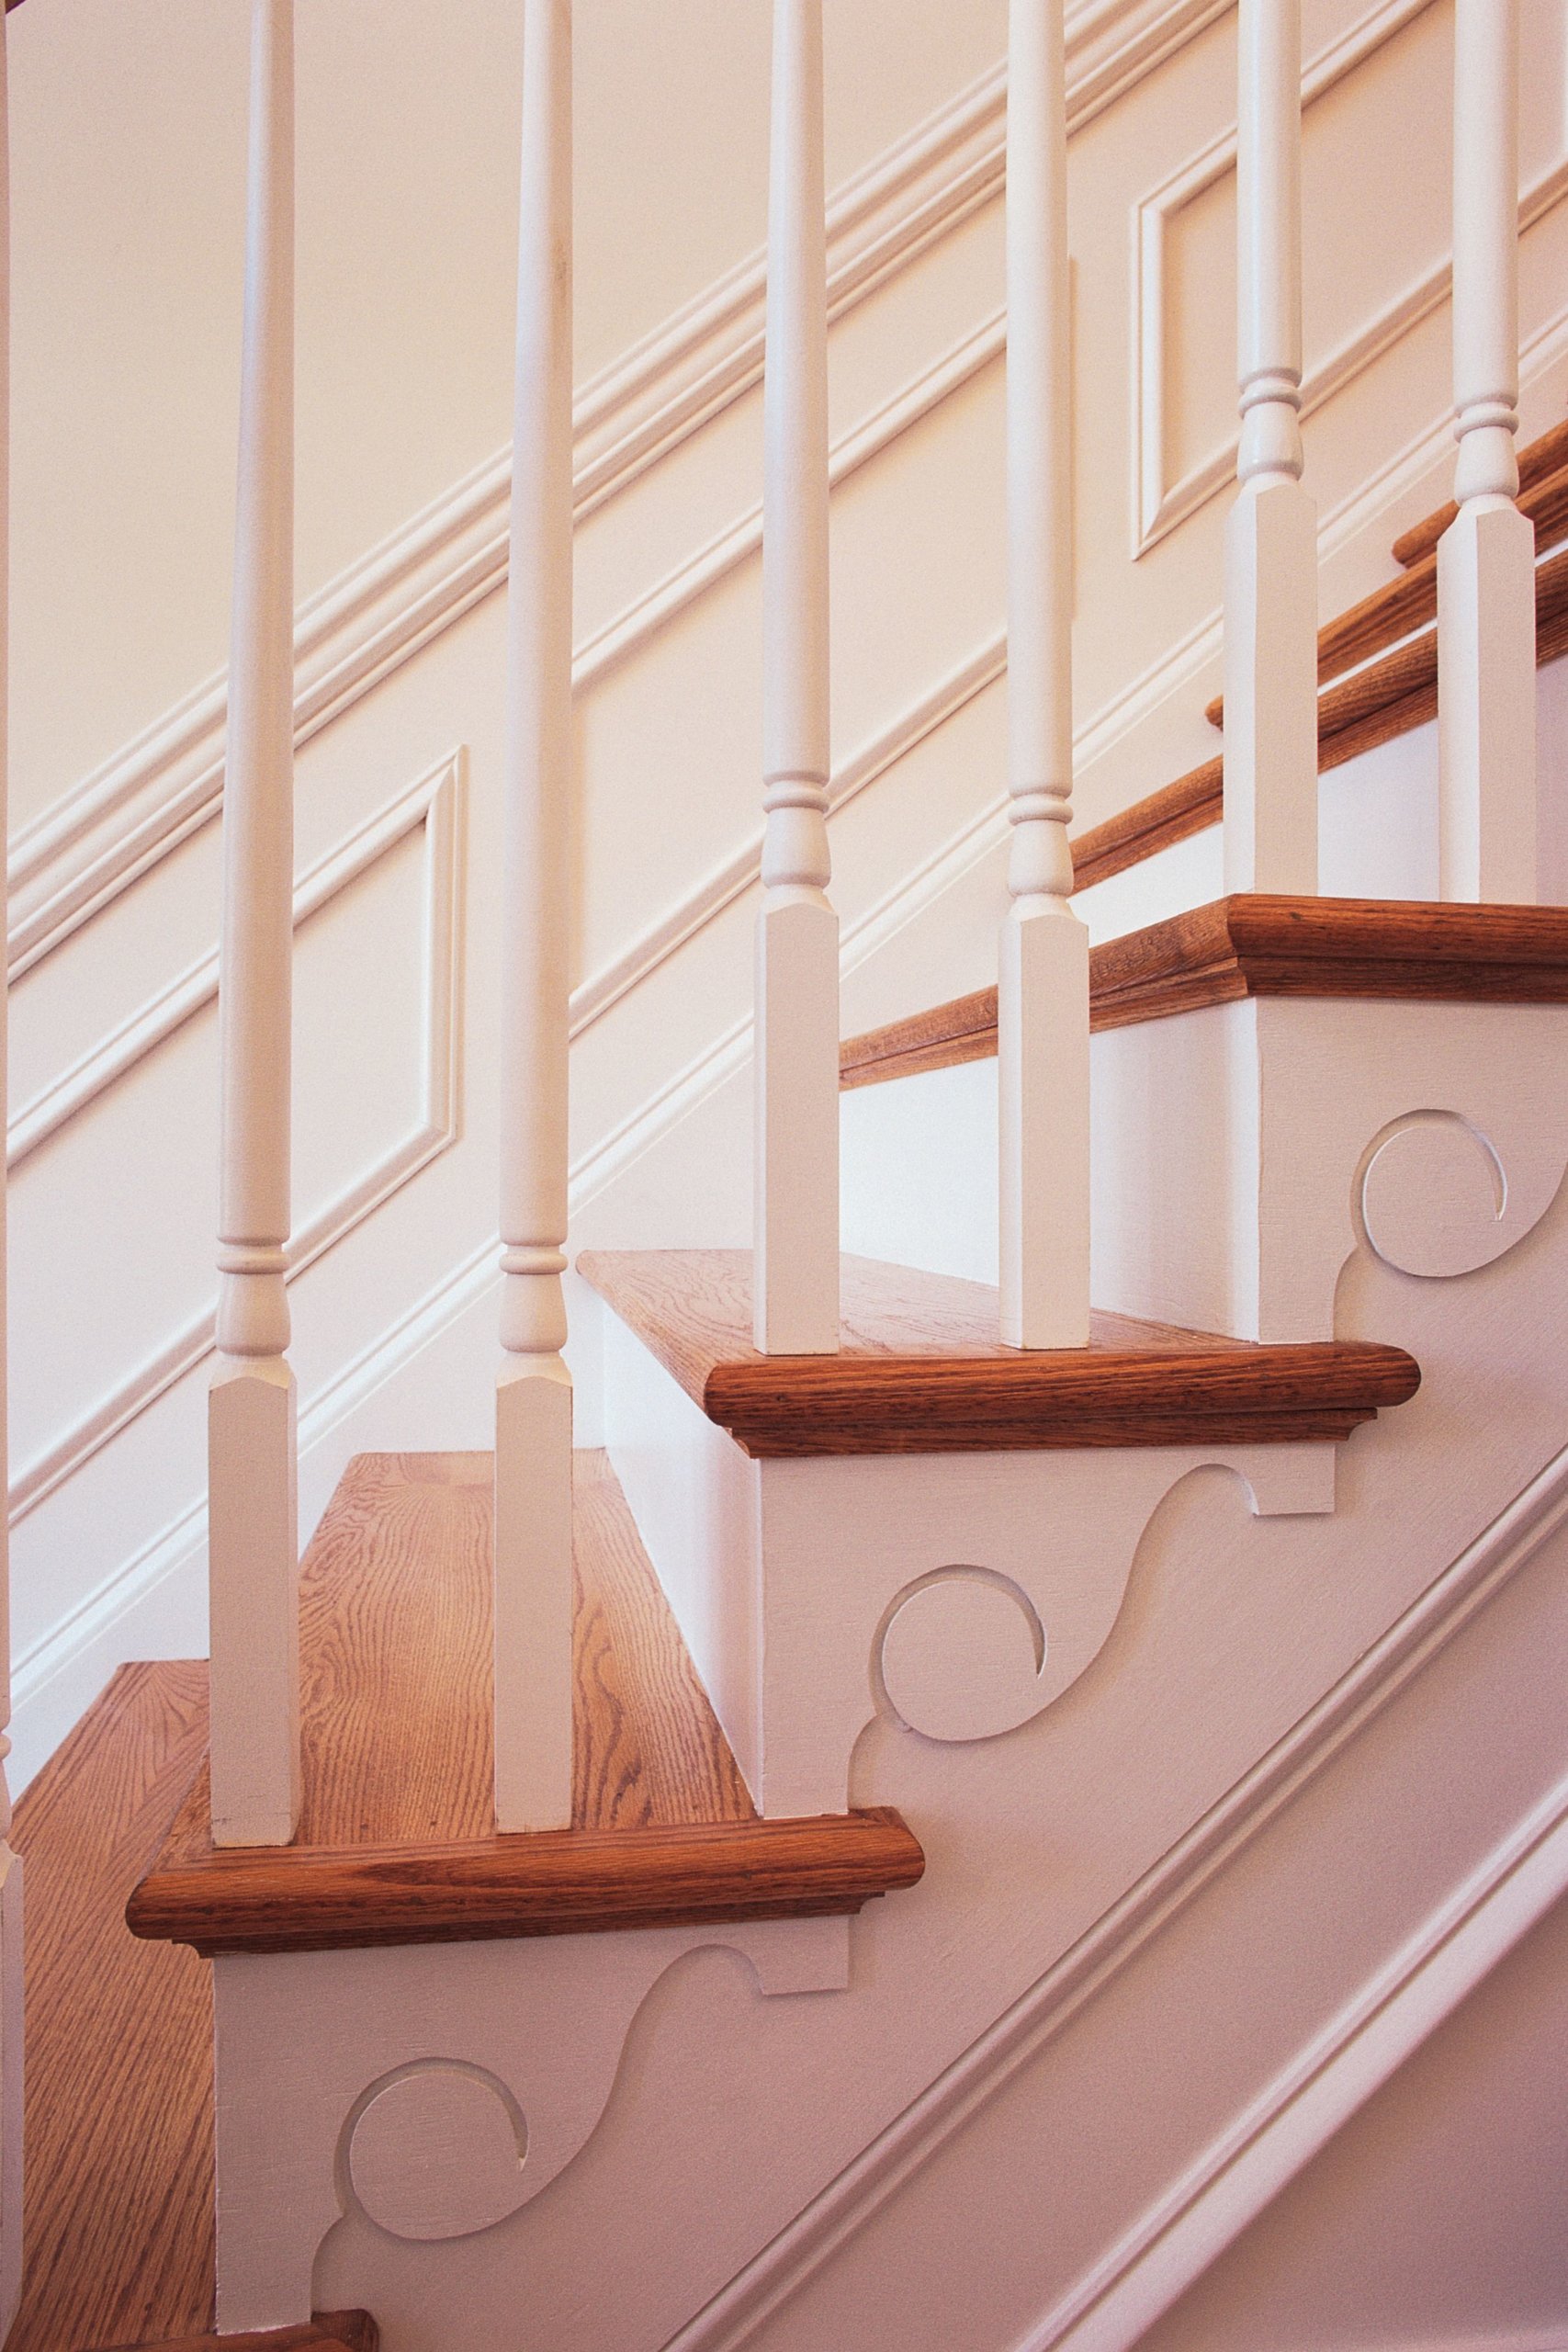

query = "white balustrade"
0;8;21;2325
1223;0;1318;896
999;0;1090;1351
755;0;840;1356
1438;0;1535;903
495;0;574;1833
209;0;300;1851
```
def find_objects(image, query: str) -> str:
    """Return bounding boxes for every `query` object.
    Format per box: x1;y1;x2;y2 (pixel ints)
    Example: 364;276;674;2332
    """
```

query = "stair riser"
846;996;1568;1344
213;1178;1568;2347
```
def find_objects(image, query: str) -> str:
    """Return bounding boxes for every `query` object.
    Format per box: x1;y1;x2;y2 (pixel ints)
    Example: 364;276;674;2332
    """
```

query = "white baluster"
1223;0;1318;896
0;11;22;2327
209;0;299;1851
1438;0;1535;903
756;0;840;1356
999;0;1089;1351
495;0;574;1833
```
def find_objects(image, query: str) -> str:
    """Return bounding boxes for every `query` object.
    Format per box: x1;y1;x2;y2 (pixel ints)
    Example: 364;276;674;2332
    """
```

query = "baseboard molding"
660;1439;1568;2352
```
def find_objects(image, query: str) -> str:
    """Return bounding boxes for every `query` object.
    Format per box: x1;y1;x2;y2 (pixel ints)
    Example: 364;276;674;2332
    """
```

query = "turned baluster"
999;0;1089;1351
495;0;574;1832
755;0;840;1355
1223;0;1318;895
0;9;21;2324
1438;0;1535;902
210;0;300;1850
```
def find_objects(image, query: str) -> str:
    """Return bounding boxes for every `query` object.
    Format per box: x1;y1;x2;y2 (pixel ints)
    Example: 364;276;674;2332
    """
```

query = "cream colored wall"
6;0;1007;828
8;0;1568;1791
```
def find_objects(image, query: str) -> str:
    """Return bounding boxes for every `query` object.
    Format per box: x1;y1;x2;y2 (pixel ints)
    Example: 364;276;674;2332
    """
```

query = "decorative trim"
660;1438;1568;2352
7;753;466;1527
6;0;1227;987
1132;0;1568;555
1040;1781;1568;2349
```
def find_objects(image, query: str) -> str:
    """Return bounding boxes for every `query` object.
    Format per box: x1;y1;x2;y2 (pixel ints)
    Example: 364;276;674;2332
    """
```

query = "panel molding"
1132;0;1568;555
6;0;1227;988
8;751;466;1527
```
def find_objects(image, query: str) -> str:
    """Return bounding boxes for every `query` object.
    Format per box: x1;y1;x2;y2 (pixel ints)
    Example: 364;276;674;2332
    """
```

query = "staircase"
4;415;1563;2349
8;1;1568;2349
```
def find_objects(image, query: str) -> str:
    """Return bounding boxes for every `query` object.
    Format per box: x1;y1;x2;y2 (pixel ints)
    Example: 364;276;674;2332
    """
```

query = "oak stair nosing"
577;1249;1420;1460
128;1800;925;1958
840;895;1568;1086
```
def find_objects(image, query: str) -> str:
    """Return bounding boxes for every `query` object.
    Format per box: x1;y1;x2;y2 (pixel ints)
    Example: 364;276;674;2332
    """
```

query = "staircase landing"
580;1250;1420;1456
129;1452;923;1958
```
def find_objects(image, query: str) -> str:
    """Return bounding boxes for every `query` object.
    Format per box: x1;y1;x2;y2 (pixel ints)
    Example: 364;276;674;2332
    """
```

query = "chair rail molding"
4;0;1235;991
8;751;466;1528
1132;0;1568;555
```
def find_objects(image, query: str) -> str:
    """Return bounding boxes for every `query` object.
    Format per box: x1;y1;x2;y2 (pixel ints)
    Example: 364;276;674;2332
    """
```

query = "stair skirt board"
129;1452;924;1958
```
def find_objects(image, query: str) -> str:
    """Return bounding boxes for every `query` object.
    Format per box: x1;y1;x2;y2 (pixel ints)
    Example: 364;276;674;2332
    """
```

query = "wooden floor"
11;1660;215;2352
130;1452;922;1956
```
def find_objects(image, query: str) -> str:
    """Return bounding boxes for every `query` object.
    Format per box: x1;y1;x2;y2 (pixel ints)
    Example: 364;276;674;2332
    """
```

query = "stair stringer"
214;996;1568;2350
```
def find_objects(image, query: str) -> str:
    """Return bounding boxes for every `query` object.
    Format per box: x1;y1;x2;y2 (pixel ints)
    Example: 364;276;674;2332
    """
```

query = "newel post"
1223;0;1318;895
755;0;840;1355
1438;0;1535;902
998;0;1090;1350
494;0;574;1833
209;0;300;1851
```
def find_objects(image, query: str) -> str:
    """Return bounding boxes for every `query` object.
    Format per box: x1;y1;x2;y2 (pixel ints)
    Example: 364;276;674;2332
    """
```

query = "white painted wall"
10;0;1568;1785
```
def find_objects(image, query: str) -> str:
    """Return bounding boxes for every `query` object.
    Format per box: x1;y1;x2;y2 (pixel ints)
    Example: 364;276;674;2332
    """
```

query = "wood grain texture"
130;1453;922;1954
1201;450;1568;719
1392;417;1568;565
1089;893;1568;1029
1063;511;1568;923
85;2316;378;2352
577;1250;1418;1457
1068;757;1223;897
128;1804;924;1957
841;897;1568;1083
9;1661;215;2352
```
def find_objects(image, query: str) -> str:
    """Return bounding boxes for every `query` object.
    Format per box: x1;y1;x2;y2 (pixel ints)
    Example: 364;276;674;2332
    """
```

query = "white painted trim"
3;0;1228;988
1133;0;1568;555
659;1437;1568;2352
1036;1784;1568;2349
24;286;1568;1691
7;752;466;1526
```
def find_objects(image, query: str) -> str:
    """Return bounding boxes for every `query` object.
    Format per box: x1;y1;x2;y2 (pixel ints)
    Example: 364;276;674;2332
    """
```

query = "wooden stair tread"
841;895;1568;1086
129;1451;924;1955
577;1249;1418;1456
9;1661;215;2352
84;2318;377;2352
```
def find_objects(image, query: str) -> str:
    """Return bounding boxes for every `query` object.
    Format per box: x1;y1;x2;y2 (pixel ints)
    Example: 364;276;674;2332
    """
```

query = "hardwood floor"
841;896;1568;1083
129;1453;922;1956
10;1661;214;2352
